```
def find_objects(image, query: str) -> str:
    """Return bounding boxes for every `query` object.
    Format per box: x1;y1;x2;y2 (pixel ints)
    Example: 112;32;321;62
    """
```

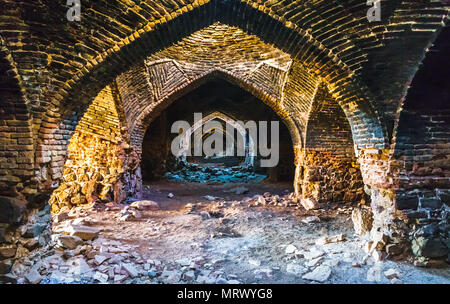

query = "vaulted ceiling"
0;0;449;145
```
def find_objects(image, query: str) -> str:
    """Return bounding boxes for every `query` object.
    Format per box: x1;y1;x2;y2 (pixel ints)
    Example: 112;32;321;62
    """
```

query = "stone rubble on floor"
2;196;445;285
302;266;332;282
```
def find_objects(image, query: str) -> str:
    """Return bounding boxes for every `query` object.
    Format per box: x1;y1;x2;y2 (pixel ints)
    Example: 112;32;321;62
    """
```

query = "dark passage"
141;80;295;184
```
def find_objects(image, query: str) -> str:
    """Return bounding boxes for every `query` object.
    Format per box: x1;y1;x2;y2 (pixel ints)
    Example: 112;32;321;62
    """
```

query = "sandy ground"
8;181;449;284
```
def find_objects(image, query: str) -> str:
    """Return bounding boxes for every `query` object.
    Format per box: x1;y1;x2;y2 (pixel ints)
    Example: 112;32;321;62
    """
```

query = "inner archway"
180;112;254;167
141;79;295;185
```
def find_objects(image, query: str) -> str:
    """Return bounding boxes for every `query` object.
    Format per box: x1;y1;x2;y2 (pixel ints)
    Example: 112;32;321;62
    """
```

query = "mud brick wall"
297;84;364;204
0;1;449;263
48;85;141;213
392;109;450;260
0;46;35;199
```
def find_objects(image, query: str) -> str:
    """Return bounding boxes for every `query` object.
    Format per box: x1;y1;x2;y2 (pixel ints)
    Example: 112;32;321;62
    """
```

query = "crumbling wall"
298;84;365;206
387;28;450;263
298;151;365;205
48;85;141;213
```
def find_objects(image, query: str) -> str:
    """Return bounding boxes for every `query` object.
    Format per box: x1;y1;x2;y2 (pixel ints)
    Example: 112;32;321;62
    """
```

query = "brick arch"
130;68;301;156
296;83;365;204
34;0;388;160
304;83;356;157
377;24;450;259
0;36;35;197
177;111;256;166
391;24;450;212
10;0;445;131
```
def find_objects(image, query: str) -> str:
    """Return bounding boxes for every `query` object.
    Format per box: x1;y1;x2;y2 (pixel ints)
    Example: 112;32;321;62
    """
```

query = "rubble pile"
49;133;142;213
165;163;266;184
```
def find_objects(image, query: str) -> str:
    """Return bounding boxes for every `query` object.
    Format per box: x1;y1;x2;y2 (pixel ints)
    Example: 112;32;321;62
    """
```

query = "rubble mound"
165;163;267;184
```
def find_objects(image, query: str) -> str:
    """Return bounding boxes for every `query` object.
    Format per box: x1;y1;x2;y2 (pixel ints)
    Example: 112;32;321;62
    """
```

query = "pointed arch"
177;111;256;166
130;68;300;158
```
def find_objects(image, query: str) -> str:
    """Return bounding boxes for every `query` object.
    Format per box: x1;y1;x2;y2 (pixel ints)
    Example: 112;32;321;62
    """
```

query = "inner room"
141;79;295;185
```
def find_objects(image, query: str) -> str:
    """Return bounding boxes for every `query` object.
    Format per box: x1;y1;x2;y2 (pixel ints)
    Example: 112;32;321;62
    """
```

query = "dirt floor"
7;181;450;284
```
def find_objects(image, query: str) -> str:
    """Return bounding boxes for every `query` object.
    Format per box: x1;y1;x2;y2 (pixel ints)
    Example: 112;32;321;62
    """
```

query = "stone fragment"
148;270;157;278
225;187;249;195
67;225;100;241
68;258;93;276
53;212;69;223
23;238;40;251
254;268;273;278
305;257;323;267
114;274;127;283
121;263;139;278
248;259;261;267
256;195;266;206
304;248;325;260
323;259;340;267
302;216;320;224
285;244;297;254
162;270;181;283
22;223;48;239
93;271;109;283
94;255;109;265
411;237;448;258
25;269;42;284
384;268;399;280
196;275;210;284
302;266;332;282
130;200;159;211
176;259;191;267
300;198;319;210
184;270;196;281
0;259;12;274
0;247;17;259
315;234;345;245
58;235;83;250
286;263;307;276
390;278;403;284
351;208;373;235
119;213;135;222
